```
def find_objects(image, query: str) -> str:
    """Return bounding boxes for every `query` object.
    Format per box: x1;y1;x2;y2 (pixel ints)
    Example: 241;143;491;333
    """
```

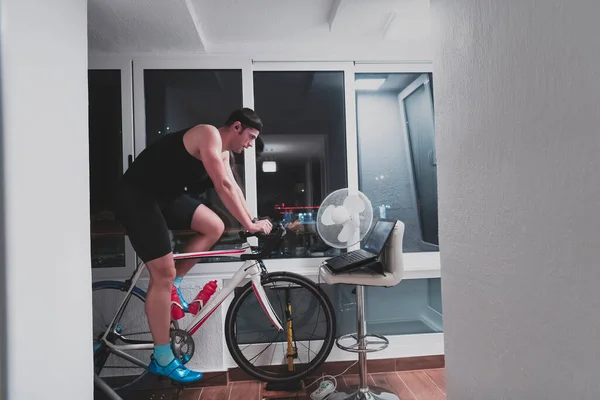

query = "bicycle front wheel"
225;272;336;383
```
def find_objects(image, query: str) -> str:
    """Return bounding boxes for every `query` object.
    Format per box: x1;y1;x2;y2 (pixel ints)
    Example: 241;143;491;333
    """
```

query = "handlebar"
237;219;286;261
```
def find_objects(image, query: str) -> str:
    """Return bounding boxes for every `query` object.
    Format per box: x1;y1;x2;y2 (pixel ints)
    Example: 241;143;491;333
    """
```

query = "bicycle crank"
170;328;195;364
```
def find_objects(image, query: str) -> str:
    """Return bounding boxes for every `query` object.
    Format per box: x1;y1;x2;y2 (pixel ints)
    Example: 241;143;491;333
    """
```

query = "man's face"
233;123;259;153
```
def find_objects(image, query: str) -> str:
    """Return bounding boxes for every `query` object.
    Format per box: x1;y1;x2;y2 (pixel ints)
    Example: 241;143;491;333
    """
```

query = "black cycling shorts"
114;181;205;263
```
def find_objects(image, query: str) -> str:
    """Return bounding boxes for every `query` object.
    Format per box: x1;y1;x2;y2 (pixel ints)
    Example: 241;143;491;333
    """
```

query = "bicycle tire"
92;280;150;391
224;272;336;383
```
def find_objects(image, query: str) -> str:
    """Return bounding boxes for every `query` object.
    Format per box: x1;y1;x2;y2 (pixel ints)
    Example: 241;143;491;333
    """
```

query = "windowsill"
185;251;441;280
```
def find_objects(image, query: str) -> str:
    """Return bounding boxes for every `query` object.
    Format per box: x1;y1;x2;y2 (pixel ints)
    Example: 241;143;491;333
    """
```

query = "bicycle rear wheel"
224;272;336;383
92;280;152;391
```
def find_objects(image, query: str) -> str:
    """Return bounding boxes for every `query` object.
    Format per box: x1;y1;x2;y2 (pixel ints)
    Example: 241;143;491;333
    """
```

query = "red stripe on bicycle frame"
252;283;281;330
188;299;226;336
173;249;246;260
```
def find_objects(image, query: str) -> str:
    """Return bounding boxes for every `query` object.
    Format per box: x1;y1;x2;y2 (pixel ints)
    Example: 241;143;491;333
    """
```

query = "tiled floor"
95;369;446;400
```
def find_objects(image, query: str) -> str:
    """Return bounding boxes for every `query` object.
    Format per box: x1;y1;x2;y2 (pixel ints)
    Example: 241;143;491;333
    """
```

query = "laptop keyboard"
327;249;375;267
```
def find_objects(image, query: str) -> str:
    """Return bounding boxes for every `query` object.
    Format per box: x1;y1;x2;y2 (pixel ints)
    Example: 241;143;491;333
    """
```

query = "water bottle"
188;280;218;315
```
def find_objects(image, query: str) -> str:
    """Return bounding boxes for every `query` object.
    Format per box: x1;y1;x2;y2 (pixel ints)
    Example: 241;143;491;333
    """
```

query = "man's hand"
247;219;273;235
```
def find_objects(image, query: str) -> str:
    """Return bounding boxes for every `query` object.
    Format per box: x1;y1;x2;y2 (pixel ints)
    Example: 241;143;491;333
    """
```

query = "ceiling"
87;0;432;59
87;0;432;163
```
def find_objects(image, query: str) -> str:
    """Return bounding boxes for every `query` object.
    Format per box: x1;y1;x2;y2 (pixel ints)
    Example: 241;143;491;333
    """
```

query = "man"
114;108;272;383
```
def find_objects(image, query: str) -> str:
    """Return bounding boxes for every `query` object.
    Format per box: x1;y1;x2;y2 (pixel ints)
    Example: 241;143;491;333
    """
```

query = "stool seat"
318;220;405;287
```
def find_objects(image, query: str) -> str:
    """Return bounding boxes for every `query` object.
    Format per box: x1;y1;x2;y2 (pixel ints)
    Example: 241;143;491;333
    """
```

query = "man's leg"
142;253;204;382
175;204;225;276
144;253;176;346
113;184;203;382
162;197;225;314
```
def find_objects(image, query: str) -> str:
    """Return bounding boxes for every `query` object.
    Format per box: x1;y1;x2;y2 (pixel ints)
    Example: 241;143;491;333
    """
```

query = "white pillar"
432;1;600;399
0;0;92;398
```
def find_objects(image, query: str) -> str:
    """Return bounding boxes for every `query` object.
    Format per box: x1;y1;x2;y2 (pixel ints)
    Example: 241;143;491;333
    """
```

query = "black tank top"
122;127;213;206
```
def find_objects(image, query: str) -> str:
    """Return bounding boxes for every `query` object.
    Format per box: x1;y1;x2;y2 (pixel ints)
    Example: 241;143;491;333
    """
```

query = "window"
356;73;438;252
141;69;245;262
88;70;126;268
253;71;348;259
325;278;443;337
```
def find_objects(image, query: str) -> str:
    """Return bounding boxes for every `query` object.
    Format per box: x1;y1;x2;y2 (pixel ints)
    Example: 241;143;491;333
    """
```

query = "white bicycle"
92;222;336;392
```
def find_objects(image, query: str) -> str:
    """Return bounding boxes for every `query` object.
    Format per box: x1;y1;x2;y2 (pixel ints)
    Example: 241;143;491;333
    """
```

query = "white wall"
0;0;92;398
432;0;600;399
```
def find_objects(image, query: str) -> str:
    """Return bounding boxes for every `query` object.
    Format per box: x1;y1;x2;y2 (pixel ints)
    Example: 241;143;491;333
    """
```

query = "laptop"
324;219;396;274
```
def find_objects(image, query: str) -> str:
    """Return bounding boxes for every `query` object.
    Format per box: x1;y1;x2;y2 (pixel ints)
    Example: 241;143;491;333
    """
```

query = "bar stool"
319;220;405;400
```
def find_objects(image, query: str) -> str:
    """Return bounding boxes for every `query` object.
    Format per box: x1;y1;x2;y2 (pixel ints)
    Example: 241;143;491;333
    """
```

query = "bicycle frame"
99;241;284;369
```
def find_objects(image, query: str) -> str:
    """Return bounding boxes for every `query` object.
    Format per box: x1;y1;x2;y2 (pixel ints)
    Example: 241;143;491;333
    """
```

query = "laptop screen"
363;220;396;254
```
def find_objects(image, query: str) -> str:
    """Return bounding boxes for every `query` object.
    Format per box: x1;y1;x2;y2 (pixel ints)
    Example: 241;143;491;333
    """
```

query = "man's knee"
147;256;176;285
210;217;225;238
191;207;225;239
200;216;224;240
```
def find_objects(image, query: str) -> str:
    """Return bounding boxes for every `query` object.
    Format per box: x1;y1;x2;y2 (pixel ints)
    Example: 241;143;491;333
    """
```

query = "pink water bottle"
188;280;218;315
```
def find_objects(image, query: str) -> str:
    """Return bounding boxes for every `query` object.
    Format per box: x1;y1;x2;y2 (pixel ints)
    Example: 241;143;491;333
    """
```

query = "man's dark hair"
224;108;263;133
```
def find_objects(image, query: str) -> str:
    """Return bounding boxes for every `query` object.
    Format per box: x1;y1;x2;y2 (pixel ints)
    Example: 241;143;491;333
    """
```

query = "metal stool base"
336;386;400;400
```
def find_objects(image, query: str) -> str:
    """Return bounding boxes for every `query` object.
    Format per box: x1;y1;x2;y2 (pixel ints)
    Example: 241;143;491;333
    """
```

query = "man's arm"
196;126;255;230
223;152;253;221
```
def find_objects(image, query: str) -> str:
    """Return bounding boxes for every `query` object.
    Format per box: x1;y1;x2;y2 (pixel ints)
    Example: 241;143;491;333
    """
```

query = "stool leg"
356;284;369;392
336;285;400;400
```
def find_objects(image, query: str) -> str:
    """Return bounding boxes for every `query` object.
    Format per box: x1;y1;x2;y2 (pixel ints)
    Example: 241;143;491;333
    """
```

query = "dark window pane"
321;278;443;337
88;70;125;268
143;69;244;262
356;73;439;252
253;71;348;259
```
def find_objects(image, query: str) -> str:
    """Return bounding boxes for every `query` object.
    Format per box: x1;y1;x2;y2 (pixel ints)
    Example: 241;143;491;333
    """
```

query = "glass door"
402;75;438;246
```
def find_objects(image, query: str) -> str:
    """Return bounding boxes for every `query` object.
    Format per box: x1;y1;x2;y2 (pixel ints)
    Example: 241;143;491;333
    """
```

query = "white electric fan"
316;188;373;249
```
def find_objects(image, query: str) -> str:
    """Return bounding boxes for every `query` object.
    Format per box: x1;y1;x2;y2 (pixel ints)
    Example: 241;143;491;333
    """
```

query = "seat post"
356;284;369;392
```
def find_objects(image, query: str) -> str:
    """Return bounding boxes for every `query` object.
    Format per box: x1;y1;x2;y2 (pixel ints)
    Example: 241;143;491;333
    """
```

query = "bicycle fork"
249;264;284;333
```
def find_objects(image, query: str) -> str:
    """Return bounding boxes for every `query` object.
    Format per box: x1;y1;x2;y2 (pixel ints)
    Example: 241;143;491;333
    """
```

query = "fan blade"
338;221;357;243
321;205;336;225
343;193;365;214
332;206;350;224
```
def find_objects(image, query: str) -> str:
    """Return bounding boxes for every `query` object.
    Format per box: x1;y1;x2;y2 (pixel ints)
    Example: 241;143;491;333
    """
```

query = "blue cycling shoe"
148;356;203;383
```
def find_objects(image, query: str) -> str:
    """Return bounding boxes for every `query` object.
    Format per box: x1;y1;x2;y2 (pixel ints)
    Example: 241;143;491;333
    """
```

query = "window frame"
129;55;258;274
251;61;360;262
354;63;440;277
88;56;137;280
